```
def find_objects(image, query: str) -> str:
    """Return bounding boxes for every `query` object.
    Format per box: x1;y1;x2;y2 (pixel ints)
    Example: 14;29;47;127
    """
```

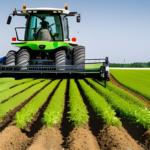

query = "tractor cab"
7;4;81;43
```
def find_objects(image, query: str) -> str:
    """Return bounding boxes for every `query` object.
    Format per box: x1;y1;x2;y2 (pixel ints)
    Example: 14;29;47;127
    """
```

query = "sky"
0;0;150;63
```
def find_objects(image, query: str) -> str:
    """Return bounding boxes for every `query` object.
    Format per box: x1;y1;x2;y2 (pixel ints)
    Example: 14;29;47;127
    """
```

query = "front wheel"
73;46;85;65
5;50;16;66
16;49;30;70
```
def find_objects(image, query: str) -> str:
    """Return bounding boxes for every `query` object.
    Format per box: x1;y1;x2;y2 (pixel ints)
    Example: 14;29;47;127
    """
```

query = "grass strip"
95;79;147;109
86;78;150;129
0;78;34;92
0;80;50;122
67;79;89;127
110;69;150;101
0;78;15;84
15;79;60;129
0;79;45;103
41;79;67;127
78;79;121;128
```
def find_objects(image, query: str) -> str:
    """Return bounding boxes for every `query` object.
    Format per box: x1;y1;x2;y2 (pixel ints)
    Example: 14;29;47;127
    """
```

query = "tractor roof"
26;8;70;14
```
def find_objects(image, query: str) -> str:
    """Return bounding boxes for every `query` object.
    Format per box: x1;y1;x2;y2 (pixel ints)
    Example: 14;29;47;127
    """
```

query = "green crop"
110;70;150;101
86;78;150;129
15;79;60;129
0;78;34;92
0;78;15;84
78;79;122;128
0;79;44;103
95;79;147;109
41;79;67;127
68;79;89;127
0;80;50;122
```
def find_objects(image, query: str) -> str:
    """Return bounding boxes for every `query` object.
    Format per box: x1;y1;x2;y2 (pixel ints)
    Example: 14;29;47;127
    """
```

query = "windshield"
27;14;63;41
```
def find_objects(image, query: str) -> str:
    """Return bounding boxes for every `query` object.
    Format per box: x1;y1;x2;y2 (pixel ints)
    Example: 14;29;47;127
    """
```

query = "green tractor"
0;4;109;81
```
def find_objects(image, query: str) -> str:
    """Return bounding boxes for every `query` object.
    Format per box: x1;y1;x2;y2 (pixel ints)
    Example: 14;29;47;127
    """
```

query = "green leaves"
68;79;89;127
87;78;150;129
78;79;122;128
110;69;150;101
41;79;67;127
15;79;61;129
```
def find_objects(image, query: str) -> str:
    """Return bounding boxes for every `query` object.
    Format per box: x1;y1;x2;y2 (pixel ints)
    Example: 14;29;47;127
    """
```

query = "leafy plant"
86;78;150;129
42;79;67;127
78;79;122;128
15;79;60;129
68;79;89;127
0;80;50;122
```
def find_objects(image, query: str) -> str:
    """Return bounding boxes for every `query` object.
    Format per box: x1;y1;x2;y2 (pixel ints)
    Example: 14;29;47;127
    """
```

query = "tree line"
109;62;150;67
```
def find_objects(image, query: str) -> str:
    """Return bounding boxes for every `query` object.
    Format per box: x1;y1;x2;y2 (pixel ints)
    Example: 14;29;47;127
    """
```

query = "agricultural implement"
0;4;110;83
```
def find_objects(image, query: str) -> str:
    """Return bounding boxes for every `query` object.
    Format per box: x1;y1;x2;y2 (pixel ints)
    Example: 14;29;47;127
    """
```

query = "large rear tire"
5;50;16;66
55;50;66;65
16;49;30;69
73;46;85;65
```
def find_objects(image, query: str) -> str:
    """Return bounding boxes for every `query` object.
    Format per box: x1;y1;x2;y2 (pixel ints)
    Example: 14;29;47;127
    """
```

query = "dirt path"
110;74;150;109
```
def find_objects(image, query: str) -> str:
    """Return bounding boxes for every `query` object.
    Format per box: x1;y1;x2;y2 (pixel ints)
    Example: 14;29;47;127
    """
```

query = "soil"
97;124;144;150
27;127;64;150
0;77;149;150
0;126;32;150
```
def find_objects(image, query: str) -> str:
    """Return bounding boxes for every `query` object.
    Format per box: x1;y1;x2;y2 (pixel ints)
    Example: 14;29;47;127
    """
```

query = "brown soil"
0;126;32;150
140;129;150;150
27;127;64;150
110;74;150;109
97;124;144;150
66;124;101;150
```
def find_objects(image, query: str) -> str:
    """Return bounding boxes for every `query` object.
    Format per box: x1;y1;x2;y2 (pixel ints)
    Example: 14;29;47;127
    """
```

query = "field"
0;74;150;150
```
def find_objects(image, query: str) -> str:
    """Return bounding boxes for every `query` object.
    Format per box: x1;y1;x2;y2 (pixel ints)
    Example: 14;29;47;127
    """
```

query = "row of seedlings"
0;78;15;84
0;80;50;122
42;79;67;127
0;79;44;103
15;79;60;129
68;79;89;127
0;78;34;92
78;79;122;127
86;78;150;129
95;79;147;109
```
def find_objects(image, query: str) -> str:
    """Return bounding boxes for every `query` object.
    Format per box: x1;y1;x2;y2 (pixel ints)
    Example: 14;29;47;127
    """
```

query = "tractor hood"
11;41;72;51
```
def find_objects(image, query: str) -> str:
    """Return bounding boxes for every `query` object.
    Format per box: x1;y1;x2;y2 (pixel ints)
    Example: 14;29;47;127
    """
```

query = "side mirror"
77;15;81;23
7;16;12;24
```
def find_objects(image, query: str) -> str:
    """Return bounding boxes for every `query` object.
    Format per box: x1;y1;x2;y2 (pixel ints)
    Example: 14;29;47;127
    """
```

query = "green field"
110;70;150;101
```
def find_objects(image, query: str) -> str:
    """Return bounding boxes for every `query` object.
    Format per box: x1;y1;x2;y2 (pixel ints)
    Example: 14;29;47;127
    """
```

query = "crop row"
0;79;44;103
15;79;61;129
0;78;34;92
110;69;150;101
68;79;89;127
78;79;122;127
42;79;67;127
0;80;50;122
86;78;150;129
0;78;15;84
95;79;147;109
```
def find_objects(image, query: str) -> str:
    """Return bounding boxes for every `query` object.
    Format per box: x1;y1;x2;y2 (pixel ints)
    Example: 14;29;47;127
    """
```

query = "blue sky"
0;0;150;63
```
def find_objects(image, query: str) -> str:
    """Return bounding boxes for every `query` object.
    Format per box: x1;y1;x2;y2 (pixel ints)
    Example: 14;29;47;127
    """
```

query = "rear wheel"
16;49;30;69
55;50;66;65
5;50;16;66
73;46;85;65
